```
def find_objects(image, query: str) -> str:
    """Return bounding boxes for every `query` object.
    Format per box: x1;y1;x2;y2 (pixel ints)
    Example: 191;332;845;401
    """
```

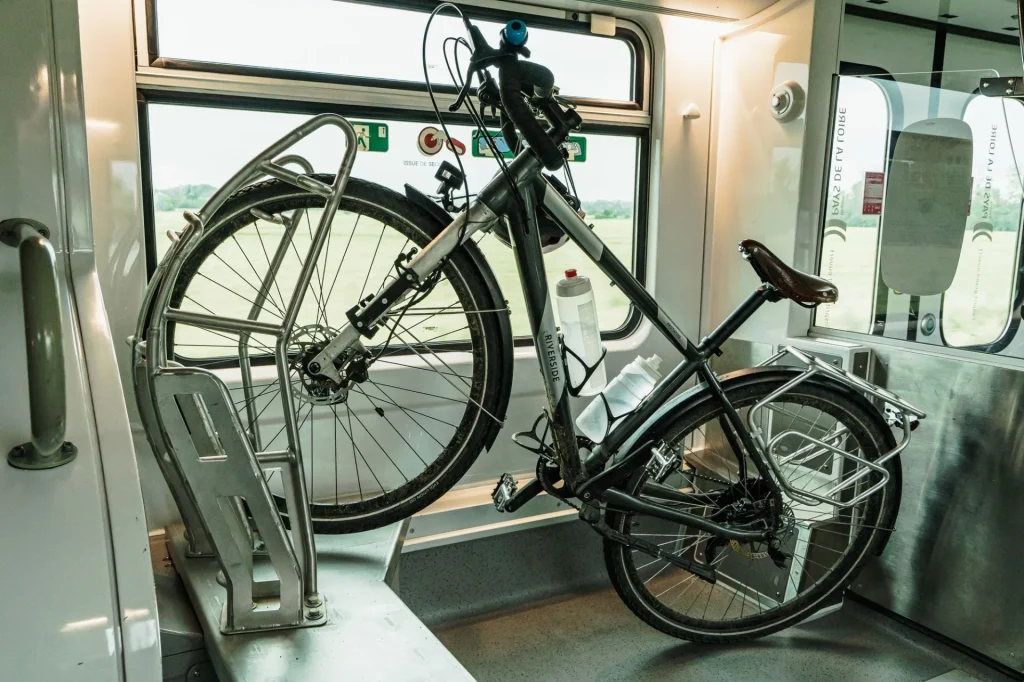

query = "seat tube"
504;178;582;485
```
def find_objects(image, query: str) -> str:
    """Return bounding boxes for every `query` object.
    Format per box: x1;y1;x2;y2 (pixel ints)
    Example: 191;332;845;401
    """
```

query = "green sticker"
472;130;513;158
471;130;586;162
352;121;389;152
564;136;587;163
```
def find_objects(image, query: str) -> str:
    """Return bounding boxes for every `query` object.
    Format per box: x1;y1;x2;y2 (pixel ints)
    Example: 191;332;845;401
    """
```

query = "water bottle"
576;355;663;443
556;269;607;396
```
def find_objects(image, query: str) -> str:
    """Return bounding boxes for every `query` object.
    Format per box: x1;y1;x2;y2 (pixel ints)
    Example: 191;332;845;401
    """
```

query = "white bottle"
556;269;607;396
576;354;663;443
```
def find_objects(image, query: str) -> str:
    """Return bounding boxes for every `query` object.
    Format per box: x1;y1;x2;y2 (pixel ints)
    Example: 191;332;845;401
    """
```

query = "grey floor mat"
433;588;1015;682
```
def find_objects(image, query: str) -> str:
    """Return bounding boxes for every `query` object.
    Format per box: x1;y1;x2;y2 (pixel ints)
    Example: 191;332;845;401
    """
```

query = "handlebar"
460;18;577;171
497;59;565;170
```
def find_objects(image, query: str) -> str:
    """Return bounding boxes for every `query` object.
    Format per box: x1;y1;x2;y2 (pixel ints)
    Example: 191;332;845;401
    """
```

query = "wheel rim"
165;192;494;521
618;389;885;632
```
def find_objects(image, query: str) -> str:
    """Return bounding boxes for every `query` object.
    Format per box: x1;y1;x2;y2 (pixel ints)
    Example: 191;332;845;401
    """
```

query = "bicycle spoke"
619;392;887;631
358;221;387;303
348;403;408;482
389;322;502;426
323;214;360;309
252;221;288;316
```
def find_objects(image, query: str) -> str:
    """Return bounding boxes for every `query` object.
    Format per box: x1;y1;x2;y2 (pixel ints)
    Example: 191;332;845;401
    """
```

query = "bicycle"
137;7;925;642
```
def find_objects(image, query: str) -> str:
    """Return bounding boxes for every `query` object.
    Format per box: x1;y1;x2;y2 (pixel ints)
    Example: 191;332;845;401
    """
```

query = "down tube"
540;178;694;357
506;182;583;485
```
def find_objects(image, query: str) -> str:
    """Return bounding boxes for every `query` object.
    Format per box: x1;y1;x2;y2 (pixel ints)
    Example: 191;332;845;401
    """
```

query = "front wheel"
163;177;511;533
604;376;897;643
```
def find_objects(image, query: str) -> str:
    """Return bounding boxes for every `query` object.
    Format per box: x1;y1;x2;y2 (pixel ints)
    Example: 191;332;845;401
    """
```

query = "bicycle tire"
603;376;897;643
164;176;511;533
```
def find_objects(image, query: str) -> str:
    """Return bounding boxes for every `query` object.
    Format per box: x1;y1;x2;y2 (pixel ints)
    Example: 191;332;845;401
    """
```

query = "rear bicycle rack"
749;345;926;509
132;114;361;633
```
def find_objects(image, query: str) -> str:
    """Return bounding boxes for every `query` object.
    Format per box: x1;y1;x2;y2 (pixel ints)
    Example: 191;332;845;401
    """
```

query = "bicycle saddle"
738;239;838;305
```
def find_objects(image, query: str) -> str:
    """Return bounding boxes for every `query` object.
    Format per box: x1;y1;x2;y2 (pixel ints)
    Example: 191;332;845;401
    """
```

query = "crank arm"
492;474;544;513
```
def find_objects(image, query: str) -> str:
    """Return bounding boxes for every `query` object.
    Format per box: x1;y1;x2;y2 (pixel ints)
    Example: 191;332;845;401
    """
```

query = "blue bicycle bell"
503;19;528;47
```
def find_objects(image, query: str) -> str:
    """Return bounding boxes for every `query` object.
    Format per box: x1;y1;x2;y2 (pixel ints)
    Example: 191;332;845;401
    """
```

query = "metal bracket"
980;76;1024;98
153;368;324;633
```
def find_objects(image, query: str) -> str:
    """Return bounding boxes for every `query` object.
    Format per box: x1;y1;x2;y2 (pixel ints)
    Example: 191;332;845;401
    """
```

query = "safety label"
352;122;389;152
472;130;587;162
418;126;466;156
862;171;884;215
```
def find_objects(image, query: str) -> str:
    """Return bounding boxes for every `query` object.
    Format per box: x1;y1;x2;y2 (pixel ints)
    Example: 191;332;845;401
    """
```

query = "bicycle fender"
610;365;902;554
404;184;514;452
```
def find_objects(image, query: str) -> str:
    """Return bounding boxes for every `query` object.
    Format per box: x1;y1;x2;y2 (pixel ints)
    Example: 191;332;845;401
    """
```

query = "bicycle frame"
311;148;788;535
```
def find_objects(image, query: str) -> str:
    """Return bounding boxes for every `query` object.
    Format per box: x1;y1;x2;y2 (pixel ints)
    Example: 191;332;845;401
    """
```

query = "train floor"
433;587;1015;682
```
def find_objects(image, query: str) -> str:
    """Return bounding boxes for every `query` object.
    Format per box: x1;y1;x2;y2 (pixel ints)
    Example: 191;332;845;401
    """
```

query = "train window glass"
815;76;890;334
942;36;1023;82
146;103;639;354
153;0;636;103
941;97;1024;348
814;71;1024;357
839;15;935;82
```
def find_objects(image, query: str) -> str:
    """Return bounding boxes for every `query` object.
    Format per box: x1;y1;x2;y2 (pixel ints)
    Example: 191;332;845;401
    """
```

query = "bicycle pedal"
492;473;518;512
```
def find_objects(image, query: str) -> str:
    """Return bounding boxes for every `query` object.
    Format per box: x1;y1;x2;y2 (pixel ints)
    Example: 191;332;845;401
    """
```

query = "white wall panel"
703;0;842;342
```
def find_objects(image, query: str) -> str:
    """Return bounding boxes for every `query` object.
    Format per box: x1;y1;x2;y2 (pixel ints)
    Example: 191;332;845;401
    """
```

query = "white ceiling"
846;0;1021;35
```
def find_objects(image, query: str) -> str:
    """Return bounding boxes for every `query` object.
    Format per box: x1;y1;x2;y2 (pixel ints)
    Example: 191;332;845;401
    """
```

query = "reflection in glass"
816;70;1024;357
816;77;889;334
942;97;1024;348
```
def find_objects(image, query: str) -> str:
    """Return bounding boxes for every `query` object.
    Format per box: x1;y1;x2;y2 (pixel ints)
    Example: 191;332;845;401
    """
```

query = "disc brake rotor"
290;325;351;406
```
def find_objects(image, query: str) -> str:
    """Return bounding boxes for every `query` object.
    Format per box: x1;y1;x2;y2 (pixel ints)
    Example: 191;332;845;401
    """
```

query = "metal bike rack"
132;114;359;633
750;345;927;509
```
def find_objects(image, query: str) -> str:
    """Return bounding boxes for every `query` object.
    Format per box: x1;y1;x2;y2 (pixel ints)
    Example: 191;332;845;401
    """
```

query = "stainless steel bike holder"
132;114;360;633
749;345;927;509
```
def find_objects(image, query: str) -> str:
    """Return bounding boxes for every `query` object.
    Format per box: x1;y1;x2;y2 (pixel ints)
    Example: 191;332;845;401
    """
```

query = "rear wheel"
604;377;896;642
164;177;509;533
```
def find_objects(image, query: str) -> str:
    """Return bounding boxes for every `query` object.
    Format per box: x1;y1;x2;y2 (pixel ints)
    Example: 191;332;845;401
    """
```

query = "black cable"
564;160;580;206
446;36;527;216
423;4;473;225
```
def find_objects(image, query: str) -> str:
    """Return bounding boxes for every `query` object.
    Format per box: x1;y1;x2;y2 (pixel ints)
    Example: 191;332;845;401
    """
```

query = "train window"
815;76;890;334
145;102;641;355
152;0;638;104
814;71;1024;357
941;97;1024;348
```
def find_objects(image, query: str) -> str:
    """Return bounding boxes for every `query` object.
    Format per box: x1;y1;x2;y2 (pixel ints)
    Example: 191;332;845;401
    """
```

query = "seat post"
698;286;780;356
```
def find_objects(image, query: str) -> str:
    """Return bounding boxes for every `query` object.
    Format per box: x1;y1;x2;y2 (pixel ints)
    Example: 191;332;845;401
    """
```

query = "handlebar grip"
498;59;564;171
518;61;555;99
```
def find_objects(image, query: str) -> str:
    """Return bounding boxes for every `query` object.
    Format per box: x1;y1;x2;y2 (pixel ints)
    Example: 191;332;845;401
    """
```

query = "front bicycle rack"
131;114;360;633
750;345;927;510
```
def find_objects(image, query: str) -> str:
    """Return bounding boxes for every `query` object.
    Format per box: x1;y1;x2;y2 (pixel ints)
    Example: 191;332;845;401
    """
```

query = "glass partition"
814;70;1024;357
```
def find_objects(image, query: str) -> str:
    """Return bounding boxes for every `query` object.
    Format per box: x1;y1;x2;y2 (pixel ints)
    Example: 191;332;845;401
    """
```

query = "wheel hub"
716;478;796;558
290;325;369;406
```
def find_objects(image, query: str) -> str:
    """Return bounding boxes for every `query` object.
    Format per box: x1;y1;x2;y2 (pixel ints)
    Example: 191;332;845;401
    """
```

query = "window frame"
134;0;653;344
140;0;649;111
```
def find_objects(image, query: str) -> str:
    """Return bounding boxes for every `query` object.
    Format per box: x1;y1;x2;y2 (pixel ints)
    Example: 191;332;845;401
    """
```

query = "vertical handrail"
1;218;77;469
